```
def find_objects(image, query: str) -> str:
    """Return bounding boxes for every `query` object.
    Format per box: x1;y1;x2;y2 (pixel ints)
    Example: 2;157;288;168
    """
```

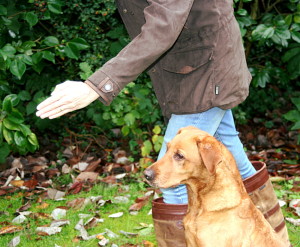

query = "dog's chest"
183;211;251;246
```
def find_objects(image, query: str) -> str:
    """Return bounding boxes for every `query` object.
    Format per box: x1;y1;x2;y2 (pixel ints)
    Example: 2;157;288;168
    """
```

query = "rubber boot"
243;161;291;247
152;198;188;247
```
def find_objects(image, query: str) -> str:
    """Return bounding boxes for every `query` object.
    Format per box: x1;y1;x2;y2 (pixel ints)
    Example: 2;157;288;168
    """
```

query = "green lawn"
0;181;156;247
0;175;299;247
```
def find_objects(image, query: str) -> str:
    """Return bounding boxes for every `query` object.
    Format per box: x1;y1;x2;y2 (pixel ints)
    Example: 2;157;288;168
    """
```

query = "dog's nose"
144;168;155;182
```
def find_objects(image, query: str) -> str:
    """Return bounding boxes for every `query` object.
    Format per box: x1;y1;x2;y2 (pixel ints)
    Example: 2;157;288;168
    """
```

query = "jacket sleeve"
84;0;194;105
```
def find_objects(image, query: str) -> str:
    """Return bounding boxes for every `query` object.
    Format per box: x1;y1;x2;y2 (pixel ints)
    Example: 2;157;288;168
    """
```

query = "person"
36;0;290;246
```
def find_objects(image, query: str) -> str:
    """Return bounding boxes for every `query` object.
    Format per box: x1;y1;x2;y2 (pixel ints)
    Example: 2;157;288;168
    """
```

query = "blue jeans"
157;107;256;204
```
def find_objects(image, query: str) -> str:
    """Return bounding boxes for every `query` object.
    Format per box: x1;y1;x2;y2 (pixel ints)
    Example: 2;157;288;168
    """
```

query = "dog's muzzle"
144;168;155;182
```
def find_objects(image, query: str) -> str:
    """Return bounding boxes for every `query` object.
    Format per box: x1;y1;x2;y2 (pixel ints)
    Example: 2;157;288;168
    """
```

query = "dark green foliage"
234;0;300;120
0;0;299;161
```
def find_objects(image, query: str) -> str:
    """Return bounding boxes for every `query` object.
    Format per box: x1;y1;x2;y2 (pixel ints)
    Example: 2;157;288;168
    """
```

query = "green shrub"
1;0;299;162
0;0;90;161
234;0;300;119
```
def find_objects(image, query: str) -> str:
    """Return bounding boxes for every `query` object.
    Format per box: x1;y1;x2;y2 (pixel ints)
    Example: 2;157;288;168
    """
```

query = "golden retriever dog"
144;126;285;247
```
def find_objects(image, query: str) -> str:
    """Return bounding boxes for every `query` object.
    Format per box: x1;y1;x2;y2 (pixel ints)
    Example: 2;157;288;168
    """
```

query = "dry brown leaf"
143;240;155;247
27;156;48;166
10;180;24;187
66;198;86;210
30;212;51;220
68;181;83;194
72;236;81;243
32;165;46;173
0;225;23;235
101;175;117;184
46;169;60;179
47;188;66;200
0;187;17;196
129;196;150;211
17;201;31;212
24;179;38;189
85;158;101;172
36;202;50;209
75;172;99;183
84;217;100;229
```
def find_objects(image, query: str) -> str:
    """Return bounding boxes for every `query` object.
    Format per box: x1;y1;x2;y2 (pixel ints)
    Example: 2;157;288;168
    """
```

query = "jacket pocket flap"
162;48;213;75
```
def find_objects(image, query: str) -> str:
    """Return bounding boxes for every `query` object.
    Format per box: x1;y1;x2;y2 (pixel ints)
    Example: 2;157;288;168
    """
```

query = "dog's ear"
196;136;222;175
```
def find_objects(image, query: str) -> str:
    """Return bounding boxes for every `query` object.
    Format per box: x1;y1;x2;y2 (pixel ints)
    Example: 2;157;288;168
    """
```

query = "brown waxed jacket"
85;0;251;119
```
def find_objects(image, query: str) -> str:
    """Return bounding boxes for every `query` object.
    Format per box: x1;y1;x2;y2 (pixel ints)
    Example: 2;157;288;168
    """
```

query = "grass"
275;179;300;247
0;174;299;246
0;179;156;247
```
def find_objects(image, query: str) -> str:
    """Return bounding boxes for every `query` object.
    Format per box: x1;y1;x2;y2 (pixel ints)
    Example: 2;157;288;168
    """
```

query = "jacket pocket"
162;47;213;75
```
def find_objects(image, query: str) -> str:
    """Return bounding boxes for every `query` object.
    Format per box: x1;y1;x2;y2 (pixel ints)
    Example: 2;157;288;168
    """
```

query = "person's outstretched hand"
36;80;99;119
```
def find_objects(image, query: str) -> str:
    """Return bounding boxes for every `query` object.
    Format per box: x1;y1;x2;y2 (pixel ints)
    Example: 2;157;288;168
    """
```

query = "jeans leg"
214;110;256;179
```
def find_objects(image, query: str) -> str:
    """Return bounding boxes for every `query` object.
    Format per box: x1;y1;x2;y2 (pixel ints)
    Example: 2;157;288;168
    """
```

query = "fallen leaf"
47;188;66;200
75;172;99;183
36;202;49;209
73;162;89;172
101;175;117;184
50;220;70;227
285;217;300;226
27;156;48;166
12;215;27;224
108;212;123;218
78;214;92;219
17;201;31;212
0;225;23;235
289;199;300;216
8;235;20;247
114;196;130;204
30;212;51;220
104;228;119;238
66;198;87;210
51;208;67;220
46;168;60;179
129;196;150;212
31;165;44;173
86;158;101;172
68;181;83;194
23;179;38;189
119;230;138;237
84;217;104;229
98;237;109;246
36;226;62;235
143;240;155;247
10;180;24;187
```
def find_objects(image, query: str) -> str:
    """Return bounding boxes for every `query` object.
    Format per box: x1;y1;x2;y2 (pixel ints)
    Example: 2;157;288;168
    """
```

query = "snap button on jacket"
85;0;251;119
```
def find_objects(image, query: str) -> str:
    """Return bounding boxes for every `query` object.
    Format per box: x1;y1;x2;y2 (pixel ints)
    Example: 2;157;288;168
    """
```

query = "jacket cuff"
84;70;120;105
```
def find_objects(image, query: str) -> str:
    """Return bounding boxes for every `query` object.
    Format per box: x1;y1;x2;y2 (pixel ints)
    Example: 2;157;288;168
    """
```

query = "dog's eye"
174;152;185;161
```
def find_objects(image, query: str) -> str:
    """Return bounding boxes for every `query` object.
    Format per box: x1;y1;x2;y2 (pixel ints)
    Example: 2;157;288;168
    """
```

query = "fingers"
37;100;75;119
46;105;73;119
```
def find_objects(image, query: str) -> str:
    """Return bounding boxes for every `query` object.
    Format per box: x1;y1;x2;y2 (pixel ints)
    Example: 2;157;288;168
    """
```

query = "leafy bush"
0;0;90;161
0;0;299;162
234;0;300;119
0;94;38;162
283;97;300;143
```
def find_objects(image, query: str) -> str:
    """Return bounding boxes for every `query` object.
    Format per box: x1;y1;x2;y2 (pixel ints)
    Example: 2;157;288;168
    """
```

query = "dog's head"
144;126;223;188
